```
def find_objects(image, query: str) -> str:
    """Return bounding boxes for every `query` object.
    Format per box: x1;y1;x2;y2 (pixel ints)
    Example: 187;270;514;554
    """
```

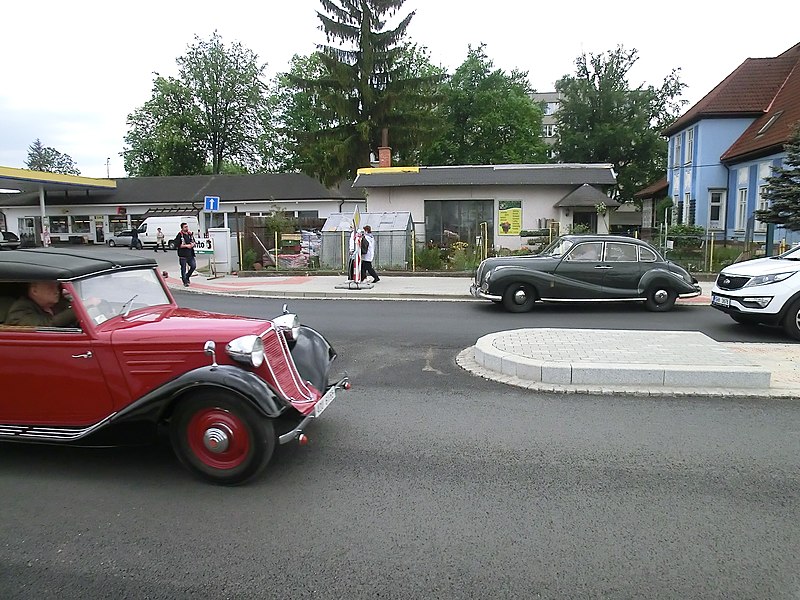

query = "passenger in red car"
5;281;77;327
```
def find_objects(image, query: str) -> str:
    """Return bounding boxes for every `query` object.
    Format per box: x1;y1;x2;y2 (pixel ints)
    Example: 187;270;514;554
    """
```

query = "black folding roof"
0;249;157;281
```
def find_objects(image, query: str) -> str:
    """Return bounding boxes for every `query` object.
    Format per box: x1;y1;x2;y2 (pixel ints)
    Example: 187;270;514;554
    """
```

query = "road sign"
204;195;220;211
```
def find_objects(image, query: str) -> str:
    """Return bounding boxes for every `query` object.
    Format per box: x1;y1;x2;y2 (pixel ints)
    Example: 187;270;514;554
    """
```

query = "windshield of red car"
72;268;170;324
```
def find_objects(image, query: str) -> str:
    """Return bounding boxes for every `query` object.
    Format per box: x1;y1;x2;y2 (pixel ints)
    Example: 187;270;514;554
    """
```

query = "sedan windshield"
73;268;170;324
540;238;574;257
778;244;800;261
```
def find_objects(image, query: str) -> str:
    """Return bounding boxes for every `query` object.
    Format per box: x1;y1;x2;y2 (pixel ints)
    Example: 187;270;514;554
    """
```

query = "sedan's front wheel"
170;392;275;485
644;286;677;312
107;240;116;247
782;298;800;340
502;282;537;313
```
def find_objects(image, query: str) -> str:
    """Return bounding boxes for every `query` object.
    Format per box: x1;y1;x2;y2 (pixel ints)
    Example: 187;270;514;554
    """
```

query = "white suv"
711;244;800;339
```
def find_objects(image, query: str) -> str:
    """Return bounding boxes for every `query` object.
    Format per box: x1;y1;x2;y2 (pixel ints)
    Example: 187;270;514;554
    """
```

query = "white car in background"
711;244;800;339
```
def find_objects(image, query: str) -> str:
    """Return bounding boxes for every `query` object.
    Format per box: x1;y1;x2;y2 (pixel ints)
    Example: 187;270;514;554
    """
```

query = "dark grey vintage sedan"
470;235;701;312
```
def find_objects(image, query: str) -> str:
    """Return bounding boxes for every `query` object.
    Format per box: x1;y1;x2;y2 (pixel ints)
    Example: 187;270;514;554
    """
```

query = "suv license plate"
313;386;336;417
712;294;730;308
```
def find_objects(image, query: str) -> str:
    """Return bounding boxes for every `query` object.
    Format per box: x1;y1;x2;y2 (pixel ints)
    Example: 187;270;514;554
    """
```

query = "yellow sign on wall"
498;200;522;235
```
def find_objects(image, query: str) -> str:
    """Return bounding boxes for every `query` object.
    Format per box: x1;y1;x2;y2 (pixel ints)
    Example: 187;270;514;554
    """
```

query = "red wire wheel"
170;392;275;485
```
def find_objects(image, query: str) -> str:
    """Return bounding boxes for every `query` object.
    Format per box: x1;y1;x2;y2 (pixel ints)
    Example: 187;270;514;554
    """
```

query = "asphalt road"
1;296;798;599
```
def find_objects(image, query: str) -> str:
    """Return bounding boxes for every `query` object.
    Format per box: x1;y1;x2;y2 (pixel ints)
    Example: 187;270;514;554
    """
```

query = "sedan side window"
605;242;638;262
566;242;603;261
639;247;658;262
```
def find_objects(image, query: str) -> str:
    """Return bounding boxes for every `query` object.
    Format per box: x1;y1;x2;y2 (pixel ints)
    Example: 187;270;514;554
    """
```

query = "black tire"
170;391;275;485
107;240;116;247
644;285;677;312
782;298;800;340
502;282;537;313
168;240;176;250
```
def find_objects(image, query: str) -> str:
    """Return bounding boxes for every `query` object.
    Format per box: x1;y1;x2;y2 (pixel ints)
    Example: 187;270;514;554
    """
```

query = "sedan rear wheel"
644;286;677;312
782;298;800;340
170;392;275;485
107;240;116;247
502;282;537;313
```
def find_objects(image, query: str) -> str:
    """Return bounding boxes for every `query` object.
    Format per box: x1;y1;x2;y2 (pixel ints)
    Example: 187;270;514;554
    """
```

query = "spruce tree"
755;123;800;231
291;0;442;185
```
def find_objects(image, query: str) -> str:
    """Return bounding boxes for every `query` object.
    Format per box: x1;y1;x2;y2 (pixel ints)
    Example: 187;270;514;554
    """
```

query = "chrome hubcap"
653;289;668;303
203;425;232;453
513;288;528;304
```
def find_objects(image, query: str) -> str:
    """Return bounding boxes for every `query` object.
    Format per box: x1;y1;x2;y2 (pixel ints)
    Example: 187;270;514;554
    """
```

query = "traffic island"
458;328;797;399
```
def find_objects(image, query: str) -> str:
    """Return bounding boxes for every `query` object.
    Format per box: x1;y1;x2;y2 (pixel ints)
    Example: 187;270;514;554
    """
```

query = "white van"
136;216;200;249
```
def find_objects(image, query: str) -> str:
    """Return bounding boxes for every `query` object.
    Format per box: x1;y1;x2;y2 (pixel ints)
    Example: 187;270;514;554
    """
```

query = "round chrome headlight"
226;334;265;368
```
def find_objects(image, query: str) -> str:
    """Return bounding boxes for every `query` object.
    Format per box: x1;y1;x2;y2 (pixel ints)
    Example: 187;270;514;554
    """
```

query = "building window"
673;136;682;167
685;129;693;165
755;186;769;232
424;199;494;247
684;192;691;224
109;215;128;233
708;190;726;230
544;102;559;116
70;215;91;233
757;111;783;136
735;189;748;231
542;124;557;138
49;216;68;233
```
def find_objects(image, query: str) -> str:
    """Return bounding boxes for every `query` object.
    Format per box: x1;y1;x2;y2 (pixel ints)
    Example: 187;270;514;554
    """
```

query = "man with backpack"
360;225;379;283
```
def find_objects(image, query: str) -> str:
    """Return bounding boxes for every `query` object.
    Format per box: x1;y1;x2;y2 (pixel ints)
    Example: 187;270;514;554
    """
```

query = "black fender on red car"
115;365;288;425
288;325;337;393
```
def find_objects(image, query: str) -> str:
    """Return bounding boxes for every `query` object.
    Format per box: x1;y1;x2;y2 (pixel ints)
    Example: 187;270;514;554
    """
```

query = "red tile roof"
722;53;800;162
663;42;800;139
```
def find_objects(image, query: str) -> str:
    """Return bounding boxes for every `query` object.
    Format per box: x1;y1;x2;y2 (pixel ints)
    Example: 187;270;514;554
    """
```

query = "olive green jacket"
5;296;77;328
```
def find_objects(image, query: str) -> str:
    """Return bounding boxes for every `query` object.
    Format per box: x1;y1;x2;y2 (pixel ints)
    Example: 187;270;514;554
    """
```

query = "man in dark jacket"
5;281;77;327
175;222;197;287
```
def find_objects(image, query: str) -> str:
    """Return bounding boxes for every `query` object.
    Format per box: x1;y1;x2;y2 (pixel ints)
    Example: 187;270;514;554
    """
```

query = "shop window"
70;215;91;233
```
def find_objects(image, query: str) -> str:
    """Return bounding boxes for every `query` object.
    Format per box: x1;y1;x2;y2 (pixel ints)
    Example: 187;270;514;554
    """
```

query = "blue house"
662;42;800;246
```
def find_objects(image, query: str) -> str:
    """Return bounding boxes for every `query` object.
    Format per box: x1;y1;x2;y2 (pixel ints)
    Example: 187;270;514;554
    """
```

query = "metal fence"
320;231;413;271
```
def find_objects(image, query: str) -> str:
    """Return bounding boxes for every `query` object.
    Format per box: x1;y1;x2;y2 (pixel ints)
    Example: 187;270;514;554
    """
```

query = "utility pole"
106;157;110;179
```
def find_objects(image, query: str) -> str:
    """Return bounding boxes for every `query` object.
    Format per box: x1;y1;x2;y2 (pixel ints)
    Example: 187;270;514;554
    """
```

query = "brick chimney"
377;127;391;167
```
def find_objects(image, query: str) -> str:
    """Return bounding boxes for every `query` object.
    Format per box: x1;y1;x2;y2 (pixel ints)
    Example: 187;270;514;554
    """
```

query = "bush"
416;246;443;270
242;248;257;271
568;223;590;234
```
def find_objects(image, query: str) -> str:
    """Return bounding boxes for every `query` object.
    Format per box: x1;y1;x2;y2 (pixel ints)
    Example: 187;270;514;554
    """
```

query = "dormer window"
757;111;783;136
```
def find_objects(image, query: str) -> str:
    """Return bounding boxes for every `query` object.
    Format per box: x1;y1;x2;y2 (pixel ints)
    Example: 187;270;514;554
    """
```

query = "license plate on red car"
313;386;337;417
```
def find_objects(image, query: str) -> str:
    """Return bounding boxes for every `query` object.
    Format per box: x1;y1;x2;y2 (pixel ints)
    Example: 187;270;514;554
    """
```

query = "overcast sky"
1;0;798;179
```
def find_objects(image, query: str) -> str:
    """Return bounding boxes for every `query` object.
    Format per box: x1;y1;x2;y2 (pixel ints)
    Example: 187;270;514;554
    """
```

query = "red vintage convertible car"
0;248;349;484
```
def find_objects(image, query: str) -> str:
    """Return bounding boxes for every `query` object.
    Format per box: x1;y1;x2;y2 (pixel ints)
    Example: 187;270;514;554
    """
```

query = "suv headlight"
226;334;265;368
744;271;795;287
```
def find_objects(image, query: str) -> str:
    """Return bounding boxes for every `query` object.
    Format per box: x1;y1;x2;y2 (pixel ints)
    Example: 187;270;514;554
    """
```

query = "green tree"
755;123;800;231
555;46;686;203
123;77;206;176
25;139;81;175
289;0;443;185
420;44;548;165
123;31;269;176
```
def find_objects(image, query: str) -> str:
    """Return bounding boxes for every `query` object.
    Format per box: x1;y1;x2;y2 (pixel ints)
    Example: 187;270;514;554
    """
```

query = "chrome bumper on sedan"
469;282;502;302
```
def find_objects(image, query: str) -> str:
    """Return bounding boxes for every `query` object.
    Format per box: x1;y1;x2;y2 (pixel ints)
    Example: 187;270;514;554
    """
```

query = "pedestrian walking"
360;225;379;283
130;225;141;250
175;222;197;286
154;227;167;252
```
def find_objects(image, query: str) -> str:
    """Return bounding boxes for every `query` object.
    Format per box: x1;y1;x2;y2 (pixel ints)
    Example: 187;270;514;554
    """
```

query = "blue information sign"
204;195;220;211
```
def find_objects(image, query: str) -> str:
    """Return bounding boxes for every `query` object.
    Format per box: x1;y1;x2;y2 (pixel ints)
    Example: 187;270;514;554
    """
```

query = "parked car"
0;248;349;484
0;231;20;250
711;244;800;339
471;234;701;312
106;229;139;248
